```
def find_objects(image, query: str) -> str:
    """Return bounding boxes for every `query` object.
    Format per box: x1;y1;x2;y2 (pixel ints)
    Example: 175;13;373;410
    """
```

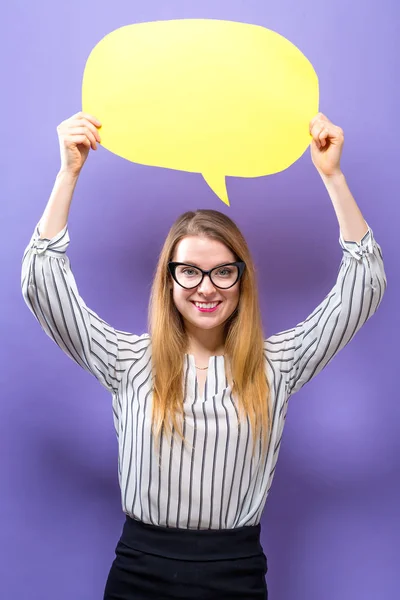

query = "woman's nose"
197;274;217;294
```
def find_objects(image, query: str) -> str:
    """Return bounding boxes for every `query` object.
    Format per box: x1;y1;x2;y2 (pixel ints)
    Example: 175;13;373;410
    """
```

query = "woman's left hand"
309;113;344;178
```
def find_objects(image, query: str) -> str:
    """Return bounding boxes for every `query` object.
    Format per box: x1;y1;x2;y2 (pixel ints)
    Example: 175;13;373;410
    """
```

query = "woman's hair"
148;209;270;447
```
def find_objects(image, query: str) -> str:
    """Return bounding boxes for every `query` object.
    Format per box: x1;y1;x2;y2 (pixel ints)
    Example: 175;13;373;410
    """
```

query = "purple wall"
2;1;399;599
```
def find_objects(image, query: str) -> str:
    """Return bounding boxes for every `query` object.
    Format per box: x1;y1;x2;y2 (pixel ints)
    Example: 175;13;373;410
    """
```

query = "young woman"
21;111;386;599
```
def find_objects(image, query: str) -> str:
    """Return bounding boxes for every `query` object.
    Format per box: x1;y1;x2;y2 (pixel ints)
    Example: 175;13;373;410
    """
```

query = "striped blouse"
21;223;386;529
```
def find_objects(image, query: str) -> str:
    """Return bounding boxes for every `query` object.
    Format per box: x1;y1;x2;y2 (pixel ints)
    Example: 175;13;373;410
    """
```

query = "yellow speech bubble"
82;20;319;205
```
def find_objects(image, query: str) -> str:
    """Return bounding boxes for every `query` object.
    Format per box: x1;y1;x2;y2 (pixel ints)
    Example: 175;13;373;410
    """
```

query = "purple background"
2;1;399;599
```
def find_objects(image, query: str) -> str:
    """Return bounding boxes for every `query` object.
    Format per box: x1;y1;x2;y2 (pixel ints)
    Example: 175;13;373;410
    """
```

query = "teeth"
194;302;219;309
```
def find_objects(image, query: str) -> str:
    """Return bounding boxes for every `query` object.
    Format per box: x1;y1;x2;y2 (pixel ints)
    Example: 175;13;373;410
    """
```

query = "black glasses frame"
168;261;246;290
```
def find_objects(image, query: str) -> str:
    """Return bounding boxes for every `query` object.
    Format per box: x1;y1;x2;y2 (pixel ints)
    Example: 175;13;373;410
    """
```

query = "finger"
310;123;325;149
335;126;344;140
67;126;97;150
74;117;101;143
73;111;102;127
318;112;329;123
313;123;343;148
312;120;334;137
66;126;97;150
60;119;101;143
65;134;91;149
309;112;330;133
309;115;321;132
318;128;330;148
58;113;102;136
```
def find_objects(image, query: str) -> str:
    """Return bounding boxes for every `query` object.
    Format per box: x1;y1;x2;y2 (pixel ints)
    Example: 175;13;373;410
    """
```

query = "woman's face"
170;235;241;333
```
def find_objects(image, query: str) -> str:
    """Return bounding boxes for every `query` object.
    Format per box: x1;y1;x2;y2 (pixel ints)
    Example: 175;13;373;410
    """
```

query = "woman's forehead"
173;235;235;265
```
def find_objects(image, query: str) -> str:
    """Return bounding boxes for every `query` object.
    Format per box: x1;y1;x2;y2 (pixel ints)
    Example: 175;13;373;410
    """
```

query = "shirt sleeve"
21;224;148;393
265;226;387;397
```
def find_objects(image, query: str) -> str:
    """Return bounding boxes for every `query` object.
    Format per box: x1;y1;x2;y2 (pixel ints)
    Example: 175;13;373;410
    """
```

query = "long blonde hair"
149;209;270;446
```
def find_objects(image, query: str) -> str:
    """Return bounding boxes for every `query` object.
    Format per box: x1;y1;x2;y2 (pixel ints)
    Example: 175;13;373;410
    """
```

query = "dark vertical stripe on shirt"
187;379;199;528
122;358;152;510
157;427;164;525
138;388;152;521
197;377;209;529
208;358;220;529
233;414;251;525
165;426;175;527
224;391;241;527
176;356;190;528
218;388;230;529
131;370;152;514
53;260;92;370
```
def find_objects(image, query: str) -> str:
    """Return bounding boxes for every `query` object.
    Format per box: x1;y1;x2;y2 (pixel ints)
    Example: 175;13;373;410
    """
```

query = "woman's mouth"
192;301;222;313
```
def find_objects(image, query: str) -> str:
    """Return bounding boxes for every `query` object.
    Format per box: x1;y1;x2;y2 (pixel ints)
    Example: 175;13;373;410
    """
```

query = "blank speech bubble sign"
82;19;319;205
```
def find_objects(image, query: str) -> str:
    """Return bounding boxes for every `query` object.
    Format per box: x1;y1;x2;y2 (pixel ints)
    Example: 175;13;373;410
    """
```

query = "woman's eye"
182;268;197;276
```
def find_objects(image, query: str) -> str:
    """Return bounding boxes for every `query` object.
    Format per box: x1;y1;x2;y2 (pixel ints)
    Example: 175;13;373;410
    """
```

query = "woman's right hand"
57;112;102;176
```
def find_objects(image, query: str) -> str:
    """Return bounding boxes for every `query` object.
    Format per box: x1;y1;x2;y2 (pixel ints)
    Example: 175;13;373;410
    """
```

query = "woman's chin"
183;314;225;332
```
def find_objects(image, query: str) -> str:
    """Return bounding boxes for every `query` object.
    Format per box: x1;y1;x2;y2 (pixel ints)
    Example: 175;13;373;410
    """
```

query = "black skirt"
103;516;268;599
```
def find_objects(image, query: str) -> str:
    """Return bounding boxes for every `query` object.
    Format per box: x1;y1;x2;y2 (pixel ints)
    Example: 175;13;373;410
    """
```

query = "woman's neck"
185;323;225;357
187;339;225;358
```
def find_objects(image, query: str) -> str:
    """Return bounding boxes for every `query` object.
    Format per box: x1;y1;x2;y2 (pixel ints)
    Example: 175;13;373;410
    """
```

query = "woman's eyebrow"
179;261;200;266
178;261;232;268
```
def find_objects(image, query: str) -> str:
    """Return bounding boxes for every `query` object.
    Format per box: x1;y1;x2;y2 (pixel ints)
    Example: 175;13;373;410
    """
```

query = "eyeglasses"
168;261;245;290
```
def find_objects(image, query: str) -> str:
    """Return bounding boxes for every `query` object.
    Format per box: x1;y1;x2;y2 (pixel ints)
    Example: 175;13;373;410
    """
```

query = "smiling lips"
192;301;221;313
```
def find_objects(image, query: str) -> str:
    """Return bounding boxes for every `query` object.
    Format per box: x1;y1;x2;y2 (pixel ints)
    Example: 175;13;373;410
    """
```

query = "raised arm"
39;111;101;239
21;113;147;393
309;113;370;243
266;114;387;396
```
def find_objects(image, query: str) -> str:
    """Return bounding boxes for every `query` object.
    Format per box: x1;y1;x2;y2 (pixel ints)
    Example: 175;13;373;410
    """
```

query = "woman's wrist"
57;168;81;184
319;169;345;187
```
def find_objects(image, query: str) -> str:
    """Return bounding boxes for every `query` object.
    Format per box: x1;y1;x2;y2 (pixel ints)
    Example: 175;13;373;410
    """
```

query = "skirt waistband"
119;516;263;561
